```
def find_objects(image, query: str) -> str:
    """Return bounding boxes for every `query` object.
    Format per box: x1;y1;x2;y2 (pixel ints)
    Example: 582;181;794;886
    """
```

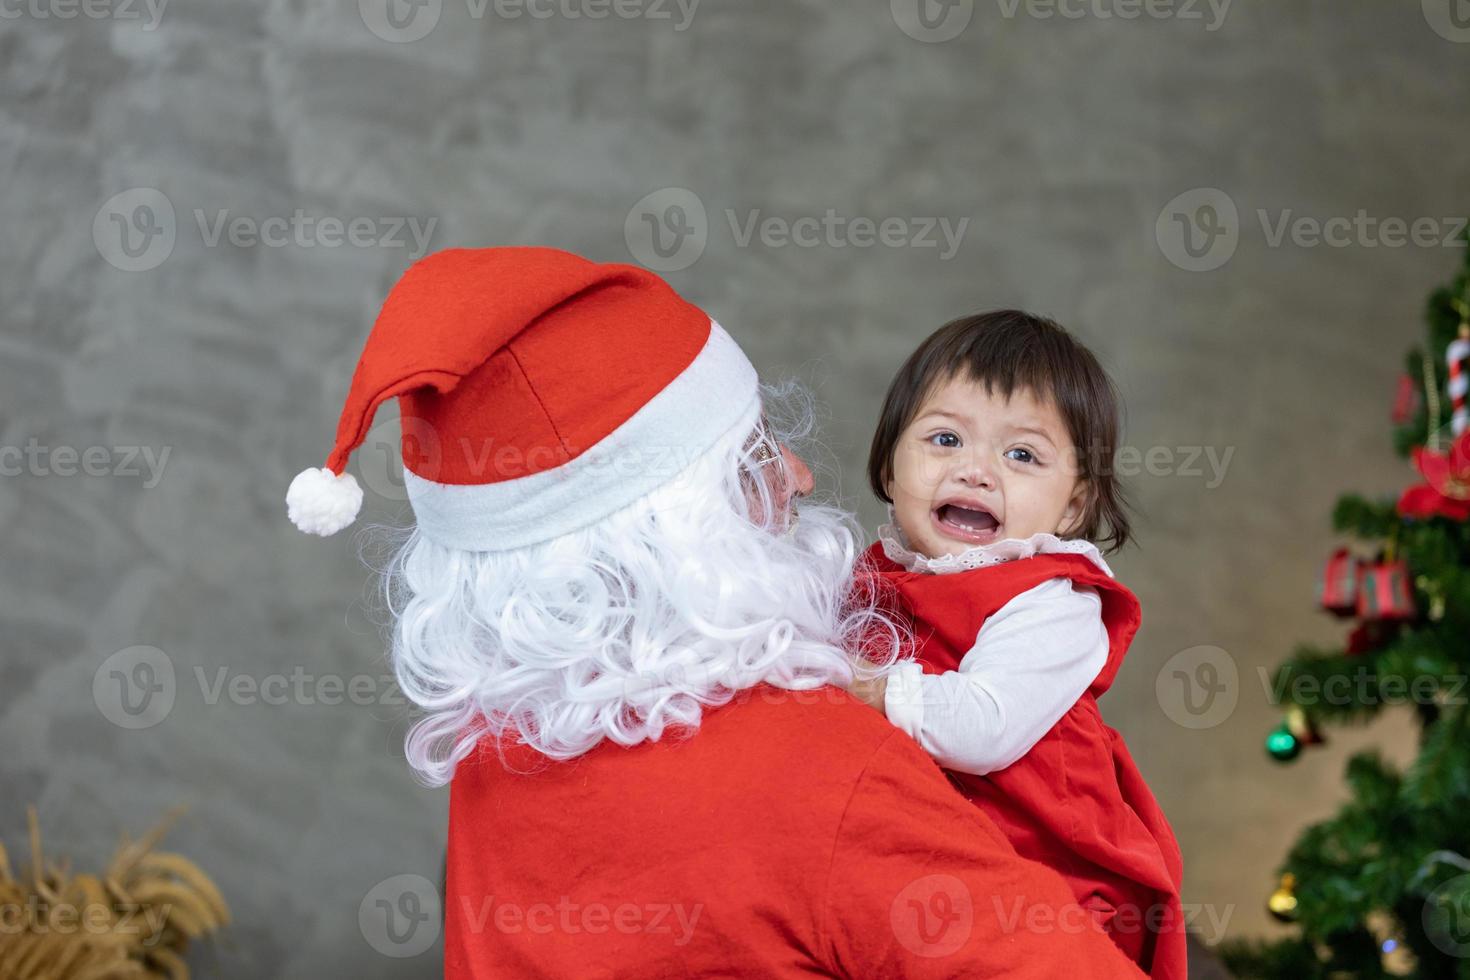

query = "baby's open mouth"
933;503;1001;544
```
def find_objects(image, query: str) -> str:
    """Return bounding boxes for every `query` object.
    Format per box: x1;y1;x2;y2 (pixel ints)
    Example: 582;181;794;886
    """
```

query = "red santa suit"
445;684;1152;978
861;535;1187;980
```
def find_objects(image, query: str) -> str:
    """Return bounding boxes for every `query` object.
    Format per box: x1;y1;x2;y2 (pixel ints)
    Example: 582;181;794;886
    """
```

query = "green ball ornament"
1266;723;1301;762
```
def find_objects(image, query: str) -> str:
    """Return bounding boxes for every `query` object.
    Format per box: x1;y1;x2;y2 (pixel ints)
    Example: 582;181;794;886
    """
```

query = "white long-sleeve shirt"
876;527;1114;777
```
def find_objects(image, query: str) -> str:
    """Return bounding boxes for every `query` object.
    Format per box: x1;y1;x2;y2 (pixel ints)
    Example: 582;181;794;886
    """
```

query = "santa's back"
445;684;1147;980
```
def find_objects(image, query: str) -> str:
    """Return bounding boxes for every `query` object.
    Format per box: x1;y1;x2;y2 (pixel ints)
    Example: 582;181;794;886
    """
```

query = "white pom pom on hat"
285;247;759;548
286;466;364;536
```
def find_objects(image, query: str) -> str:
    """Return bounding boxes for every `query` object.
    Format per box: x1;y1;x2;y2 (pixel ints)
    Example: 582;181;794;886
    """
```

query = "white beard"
374;419;899;786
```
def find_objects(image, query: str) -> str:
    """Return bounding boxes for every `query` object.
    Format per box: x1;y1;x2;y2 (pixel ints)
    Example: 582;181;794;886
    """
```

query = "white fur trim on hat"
287;467;364;536
405;320;760;552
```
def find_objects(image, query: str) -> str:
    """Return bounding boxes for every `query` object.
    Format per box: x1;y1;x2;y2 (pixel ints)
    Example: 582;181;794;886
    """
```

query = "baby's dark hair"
866;310;1133;553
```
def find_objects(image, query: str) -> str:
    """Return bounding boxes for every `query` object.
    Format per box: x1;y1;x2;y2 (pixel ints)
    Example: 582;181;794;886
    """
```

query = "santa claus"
287;246;1148;978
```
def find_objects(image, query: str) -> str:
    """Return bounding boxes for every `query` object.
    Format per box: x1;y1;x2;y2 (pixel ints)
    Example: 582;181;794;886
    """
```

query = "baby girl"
847;310;1186;979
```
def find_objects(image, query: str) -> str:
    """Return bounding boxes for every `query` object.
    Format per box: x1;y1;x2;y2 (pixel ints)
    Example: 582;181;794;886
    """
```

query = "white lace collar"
877;511;1113;578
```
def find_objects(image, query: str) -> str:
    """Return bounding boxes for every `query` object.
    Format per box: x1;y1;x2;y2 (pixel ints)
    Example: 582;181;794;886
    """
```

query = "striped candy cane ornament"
1450;321;1470;437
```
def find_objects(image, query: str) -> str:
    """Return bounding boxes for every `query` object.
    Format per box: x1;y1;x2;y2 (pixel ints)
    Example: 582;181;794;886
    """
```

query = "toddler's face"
886;375;1087;558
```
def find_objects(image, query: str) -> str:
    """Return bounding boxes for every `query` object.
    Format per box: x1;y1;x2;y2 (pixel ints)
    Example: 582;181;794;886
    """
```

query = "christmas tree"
1218;241;1470;979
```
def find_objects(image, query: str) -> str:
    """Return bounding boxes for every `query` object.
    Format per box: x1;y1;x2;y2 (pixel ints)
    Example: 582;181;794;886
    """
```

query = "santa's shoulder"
627;683;935;818
708;683;911;762
455;684;931;856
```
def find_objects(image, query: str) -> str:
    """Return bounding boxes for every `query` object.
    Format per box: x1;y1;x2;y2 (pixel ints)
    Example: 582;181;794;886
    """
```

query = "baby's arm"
884;577;1109;775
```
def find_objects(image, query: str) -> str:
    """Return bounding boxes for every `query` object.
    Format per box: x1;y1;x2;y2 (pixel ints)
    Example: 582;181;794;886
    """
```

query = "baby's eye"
1006;447;1037;464
929;432;960;449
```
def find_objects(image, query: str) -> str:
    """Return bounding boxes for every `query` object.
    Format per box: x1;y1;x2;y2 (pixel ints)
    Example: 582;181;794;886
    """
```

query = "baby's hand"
846;660;889;716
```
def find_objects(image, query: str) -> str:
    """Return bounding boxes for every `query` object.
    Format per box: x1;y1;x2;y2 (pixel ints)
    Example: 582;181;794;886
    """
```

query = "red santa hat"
286;246;760;551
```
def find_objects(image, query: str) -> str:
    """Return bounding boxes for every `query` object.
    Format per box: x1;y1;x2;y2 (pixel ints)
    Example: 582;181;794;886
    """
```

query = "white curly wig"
369;383;900;787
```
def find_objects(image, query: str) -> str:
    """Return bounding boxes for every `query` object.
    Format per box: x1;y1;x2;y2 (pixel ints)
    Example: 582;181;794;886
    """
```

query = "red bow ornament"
1397;430;1470;521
